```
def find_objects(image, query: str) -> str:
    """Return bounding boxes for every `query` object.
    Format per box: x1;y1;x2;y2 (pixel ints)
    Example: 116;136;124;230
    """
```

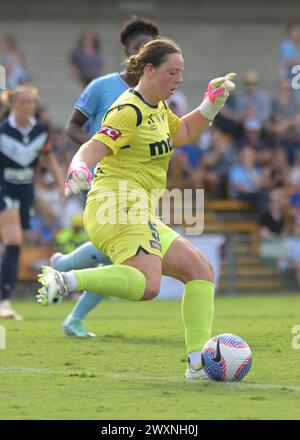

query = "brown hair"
1;85;39;106
126;38;181;80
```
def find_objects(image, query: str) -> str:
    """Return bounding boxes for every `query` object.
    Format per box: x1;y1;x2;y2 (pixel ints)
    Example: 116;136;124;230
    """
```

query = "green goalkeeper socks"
182;280;214;354
73;265;146;301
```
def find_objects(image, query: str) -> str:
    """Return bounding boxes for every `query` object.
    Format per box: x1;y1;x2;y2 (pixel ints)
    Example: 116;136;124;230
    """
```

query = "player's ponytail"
126;37;181;81
127;54;143;79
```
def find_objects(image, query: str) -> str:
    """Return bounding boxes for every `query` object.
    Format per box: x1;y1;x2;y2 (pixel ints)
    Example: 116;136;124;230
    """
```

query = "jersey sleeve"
74;79;101;118
92;105;137;155
164;103;182;140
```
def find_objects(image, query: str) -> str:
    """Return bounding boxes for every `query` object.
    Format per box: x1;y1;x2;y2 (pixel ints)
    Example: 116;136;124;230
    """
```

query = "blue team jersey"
74;73;129;136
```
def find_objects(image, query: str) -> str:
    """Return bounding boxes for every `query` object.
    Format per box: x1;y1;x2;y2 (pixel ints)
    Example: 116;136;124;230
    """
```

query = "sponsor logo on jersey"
149;135;173;157
98;126;122;140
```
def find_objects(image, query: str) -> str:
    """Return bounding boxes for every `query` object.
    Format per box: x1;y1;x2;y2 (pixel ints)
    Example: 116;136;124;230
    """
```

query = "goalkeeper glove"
199;72;236;121
64;162;92;197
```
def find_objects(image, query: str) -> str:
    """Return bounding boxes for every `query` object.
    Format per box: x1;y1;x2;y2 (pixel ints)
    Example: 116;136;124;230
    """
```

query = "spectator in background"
229;146;270;215
35;106;55;139
168;142;203;191
269;148;291;189
217;70;271;137
167;88;203;190
259;188;286;239
200;128;236;198
69;31;103;88
51;127;74;166
2;34;29;89
279;123;300;166
278;24;300;110
235;70;271;124
238;118;271;166
266;79;300;141
278;24;300;81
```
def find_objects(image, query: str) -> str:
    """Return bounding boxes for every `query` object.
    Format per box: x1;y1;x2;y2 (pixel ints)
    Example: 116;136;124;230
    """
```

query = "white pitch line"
0;366;300;392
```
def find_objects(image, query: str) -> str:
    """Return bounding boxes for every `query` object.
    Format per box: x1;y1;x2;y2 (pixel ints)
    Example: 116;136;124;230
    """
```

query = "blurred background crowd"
1;0;300;290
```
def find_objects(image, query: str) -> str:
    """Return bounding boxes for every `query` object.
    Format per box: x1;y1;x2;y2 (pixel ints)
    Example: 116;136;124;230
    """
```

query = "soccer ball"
201;333;252;382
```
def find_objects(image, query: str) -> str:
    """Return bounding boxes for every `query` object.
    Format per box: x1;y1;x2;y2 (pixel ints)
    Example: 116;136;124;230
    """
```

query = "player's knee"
142;279;161;300
185;254;214;283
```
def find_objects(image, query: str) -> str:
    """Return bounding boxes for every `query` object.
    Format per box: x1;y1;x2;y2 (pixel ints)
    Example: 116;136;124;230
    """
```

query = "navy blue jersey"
0;116;51;185
0;115;51;229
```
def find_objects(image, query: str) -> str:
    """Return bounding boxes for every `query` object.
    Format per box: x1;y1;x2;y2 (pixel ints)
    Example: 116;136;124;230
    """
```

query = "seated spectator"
238;118;272;166
265;79;300;140
269;148;292;189
168;143;203;190
167;89;203;190
69;31;103;88
2;34;29;89
259;189;286;239
200;128;236;198
229;146;270;215
222;71;271;127
279;123;300;166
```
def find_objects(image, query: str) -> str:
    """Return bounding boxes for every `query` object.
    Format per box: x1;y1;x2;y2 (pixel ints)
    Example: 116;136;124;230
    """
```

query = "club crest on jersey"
98;126;122;140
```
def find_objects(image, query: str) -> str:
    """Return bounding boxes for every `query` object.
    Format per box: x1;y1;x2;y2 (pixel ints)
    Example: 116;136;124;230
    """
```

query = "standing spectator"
69;31;103;88
278;24;300;81
278;25;300;109
2;34;29;89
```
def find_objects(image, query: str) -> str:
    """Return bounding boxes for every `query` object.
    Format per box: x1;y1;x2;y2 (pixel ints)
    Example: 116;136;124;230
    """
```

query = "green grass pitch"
0;294;299;420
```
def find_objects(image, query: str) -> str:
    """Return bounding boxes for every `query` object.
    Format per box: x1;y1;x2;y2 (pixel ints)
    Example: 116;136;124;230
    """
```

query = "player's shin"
182;280;215;361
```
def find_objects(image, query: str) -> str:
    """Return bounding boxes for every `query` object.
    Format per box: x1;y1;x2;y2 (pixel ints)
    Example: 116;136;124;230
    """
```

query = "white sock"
189;350;202;367
63;271;78;292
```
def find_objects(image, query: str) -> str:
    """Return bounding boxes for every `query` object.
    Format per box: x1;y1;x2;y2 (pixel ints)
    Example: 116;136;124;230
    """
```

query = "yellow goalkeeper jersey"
89;88;181;209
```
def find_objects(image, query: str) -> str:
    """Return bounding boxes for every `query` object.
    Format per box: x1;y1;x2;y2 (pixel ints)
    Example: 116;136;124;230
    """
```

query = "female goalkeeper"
37;38;236;379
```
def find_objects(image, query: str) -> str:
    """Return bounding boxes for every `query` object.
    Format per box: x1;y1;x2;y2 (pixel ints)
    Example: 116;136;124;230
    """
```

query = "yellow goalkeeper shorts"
84;200;179;264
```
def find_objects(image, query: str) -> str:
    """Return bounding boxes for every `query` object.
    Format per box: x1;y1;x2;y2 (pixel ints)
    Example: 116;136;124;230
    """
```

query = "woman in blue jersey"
0;86;64;320
52;16;160;337
38;38;236;379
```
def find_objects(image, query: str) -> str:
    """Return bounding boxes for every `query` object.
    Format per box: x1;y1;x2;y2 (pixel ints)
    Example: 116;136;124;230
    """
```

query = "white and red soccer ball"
201;333;252;382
